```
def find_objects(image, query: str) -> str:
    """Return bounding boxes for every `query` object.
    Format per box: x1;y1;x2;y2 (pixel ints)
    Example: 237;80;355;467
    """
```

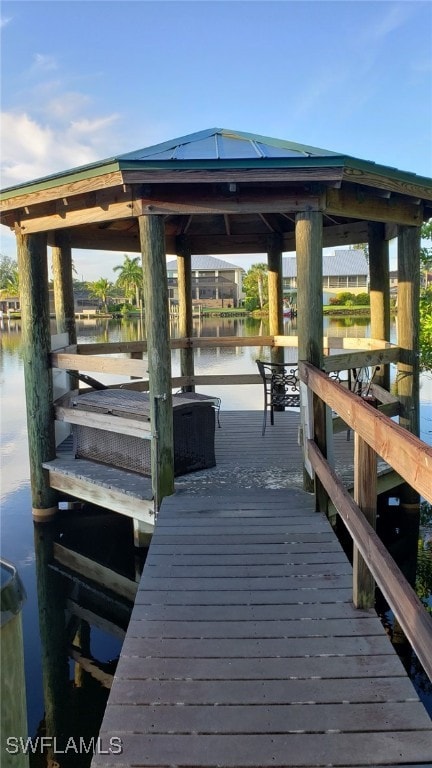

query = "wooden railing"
49;336;432;677
50;335;400;391
299;361;432;681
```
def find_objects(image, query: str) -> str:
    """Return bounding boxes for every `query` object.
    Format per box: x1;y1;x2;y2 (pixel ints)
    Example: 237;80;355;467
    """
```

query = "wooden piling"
353;434;377;608
296;212;326;504
139;215;174;503
368;223;390;389
396;225;421;589
176;237;194;391
16;230;58;517
267;234;284;366
51;231;77;345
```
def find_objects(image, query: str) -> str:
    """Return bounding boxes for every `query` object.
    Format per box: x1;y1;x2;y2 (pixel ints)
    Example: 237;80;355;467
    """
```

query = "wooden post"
353;434;377;608
51;231;77;345
16;230;58;517
368;223;390;389
396;225;421;588
295;212;326;503
176;236;194;391
267;234;284;366
139;215;174;502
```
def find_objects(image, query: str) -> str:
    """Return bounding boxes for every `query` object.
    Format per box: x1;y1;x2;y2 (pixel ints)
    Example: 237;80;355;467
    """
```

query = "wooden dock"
91;487;432;768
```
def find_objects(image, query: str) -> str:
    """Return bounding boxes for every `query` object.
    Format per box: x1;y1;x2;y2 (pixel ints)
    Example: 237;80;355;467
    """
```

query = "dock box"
71;389;216;476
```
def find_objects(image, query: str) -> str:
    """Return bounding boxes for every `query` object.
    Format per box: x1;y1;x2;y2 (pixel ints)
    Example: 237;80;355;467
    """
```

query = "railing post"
353;433;377;608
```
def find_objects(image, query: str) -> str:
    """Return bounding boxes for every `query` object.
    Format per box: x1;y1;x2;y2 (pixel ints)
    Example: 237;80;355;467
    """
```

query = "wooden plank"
144;562;352;578
131;601;373;622
145;551;348;565
300;362;432;503
44;459;155;526
108;674;418;705
308;439;432;681
91;731;432;767
136;574;353;591
116;653;405;681
101;700;431;734
53;543;137;601
55;405;152;438
133;588;354;605
120;634;393;658
51;351;147;377
321;346;400;372
126;617;384;639
66;599;126;640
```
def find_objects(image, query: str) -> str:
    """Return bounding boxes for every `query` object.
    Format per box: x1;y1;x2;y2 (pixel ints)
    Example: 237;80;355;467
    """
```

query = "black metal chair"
256;360;300;436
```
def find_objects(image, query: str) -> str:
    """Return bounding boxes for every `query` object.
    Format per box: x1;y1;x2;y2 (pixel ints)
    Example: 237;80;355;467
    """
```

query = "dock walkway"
92;487;432;768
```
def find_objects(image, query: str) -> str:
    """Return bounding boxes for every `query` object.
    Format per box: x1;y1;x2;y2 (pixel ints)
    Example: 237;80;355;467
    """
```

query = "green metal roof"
1;127;431;201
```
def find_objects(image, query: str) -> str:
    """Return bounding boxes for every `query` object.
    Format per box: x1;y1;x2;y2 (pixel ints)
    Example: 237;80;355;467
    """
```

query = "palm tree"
88;277;113;312
243;263;268;309
114;254;143;308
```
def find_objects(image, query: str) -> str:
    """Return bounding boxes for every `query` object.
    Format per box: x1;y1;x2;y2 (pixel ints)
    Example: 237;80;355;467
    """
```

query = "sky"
0;0;431;280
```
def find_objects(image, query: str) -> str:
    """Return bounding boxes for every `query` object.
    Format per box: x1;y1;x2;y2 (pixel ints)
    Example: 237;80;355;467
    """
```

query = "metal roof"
2;127;431;200
283;250;369;278
120;128;342;162
166;255;243;273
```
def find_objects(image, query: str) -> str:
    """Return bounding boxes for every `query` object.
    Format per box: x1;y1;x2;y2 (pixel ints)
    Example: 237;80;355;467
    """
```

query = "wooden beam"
17;191;141;233
342;166;432;202
0;171;124;214
140;191;323;216
326;187;423;226
120;168;345;185
54;543;137;600
321;346;400;373
54;405;152;438
46;465;155;524
66;600;126;641
308;439;432;682
69;646;113;688
51;352;147;377
300;362;432;503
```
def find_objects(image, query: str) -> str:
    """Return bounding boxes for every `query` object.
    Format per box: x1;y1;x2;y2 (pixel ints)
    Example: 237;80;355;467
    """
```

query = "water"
1;315;431;764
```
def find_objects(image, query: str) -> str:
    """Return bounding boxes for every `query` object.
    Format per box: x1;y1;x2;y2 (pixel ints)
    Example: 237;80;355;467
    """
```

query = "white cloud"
0;16;12;29
0;109;120;187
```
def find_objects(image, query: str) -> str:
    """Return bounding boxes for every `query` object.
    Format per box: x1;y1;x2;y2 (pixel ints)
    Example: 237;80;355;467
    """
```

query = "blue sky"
1;0;431;279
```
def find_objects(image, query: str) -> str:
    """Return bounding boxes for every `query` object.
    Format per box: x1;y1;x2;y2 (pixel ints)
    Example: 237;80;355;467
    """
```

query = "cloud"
0;109;120;187
0;16;12;29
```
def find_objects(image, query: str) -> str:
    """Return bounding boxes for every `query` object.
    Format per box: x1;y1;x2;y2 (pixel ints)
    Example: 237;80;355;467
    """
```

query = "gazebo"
1;127;431;531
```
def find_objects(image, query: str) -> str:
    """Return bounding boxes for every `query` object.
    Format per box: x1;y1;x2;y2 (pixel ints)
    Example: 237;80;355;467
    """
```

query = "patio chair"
256;360;300;436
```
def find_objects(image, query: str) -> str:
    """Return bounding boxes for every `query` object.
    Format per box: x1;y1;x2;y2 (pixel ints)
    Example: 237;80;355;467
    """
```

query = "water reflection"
30;510;144;767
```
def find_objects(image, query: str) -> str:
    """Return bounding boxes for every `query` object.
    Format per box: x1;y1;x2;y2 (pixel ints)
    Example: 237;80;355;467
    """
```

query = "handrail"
308;439;432;682
298;360;432;681
299;361;432;504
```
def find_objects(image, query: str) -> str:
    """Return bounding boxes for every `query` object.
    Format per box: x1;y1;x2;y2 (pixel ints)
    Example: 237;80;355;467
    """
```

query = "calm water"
1;314;431;765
